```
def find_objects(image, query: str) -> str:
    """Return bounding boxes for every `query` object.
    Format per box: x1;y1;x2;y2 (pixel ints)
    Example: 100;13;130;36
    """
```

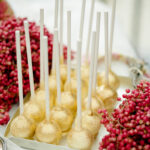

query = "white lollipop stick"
52;30;57;70
60;0;64;57
93;12;101;92
43;36;50;121
76;39;82;128
79;0;86;40
40;9;44;84
87;31;96;109
109;0;116;68
85;0;95;61
24;21;35;98
55;29;61;104
15;31;24;115
54;0;59;28
67;11;71;82
104;12;109;85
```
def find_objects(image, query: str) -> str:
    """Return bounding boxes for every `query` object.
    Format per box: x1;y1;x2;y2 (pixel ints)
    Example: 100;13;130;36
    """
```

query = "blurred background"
3;0;150;65
105;0;150;65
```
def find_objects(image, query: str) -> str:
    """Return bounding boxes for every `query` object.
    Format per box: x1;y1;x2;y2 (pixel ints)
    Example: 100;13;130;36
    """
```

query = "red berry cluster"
0;0;14;21
99;81;150;150
0;17;68;125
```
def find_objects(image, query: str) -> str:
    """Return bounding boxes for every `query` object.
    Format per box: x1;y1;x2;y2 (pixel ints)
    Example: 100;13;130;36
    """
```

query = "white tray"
4;76;132;150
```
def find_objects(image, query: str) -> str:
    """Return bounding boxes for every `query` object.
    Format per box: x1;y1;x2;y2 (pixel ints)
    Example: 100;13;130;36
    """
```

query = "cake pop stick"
87;31;96;110
49;27;63;97
54;0;59;28
96;12;117;113
85;0;95;61
79;0;86;40
83;13;104;115
24;21;35;98
51;28;73;133
93;12;101;91
82;31;101;138
10;31;35;139
76;40;82;128
44;36;50;121
104;12;109;86
60;0;64;62
35;36;62;144
16;31;24;114
67;10;71;83
67;40;93;150
57;1;68;83
23;21;44;123
40;9;44;87
99;1;119;89
60;11;77;114
109;0;116;66
51;0;59;73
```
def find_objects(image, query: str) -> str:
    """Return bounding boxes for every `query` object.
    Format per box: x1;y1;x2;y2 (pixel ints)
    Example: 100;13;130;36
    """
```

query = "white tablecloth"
0;0;137;149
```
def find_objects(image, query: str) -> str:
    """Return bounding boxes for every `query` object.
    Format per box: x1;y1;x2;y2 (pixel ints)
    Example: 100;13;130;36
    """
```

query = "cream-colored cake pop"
83;13;104;116
10;31;35;139
98;70;120;89
60;13;77;115
23;20;44;123
64;77;88;100
35;90;54;109
50;29;73;133
35;35;62;144
82;31;101;137
96;13;117;113
67;40;93;150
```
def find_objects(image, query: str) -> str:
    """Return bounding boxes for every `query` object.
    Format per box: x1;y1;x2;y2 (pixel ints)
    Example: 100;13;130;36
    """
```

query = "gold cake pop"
23;100;45;123
60;15;77;115
98;70;120;89
96;13;117;113
49;74;63;96
35;35;62;144
64;77;88;100
10;30;36;139
83;95;104;115
96;84;117;112
67;40;93;150
83;14;104;117
51;28;73;133
82;110;100;137
51;105;73;132
35;119;61;144
35;89;54;109
10;115;36;139
61;91;77;114
67;124;93;150
23;21;44;123
60;63;67;83
82;31;101;138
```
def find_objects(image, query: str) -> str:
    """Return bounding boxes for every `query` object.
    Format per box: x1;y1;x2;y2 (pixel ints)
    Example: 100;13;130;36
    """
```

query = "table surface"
0;0;137;149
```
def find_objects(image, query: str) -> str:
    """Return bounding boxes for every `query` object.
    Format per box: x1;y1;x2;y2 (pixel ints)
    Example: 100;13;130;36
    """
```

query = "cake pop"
67;40;93;150
50;29;73;133
35;35;62;144
98;0;120;90
23;20;44;123
10;31;35;139
82;31;101;138
83;13;104;116
96;13;117;113
60;11;76;114
98;70;120;90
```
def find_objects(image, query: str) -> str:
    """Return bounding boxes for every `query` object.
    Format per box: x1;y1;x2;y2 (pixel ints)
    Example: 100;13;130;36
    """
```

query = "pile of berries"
99;81;150;150
0;17;68;125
